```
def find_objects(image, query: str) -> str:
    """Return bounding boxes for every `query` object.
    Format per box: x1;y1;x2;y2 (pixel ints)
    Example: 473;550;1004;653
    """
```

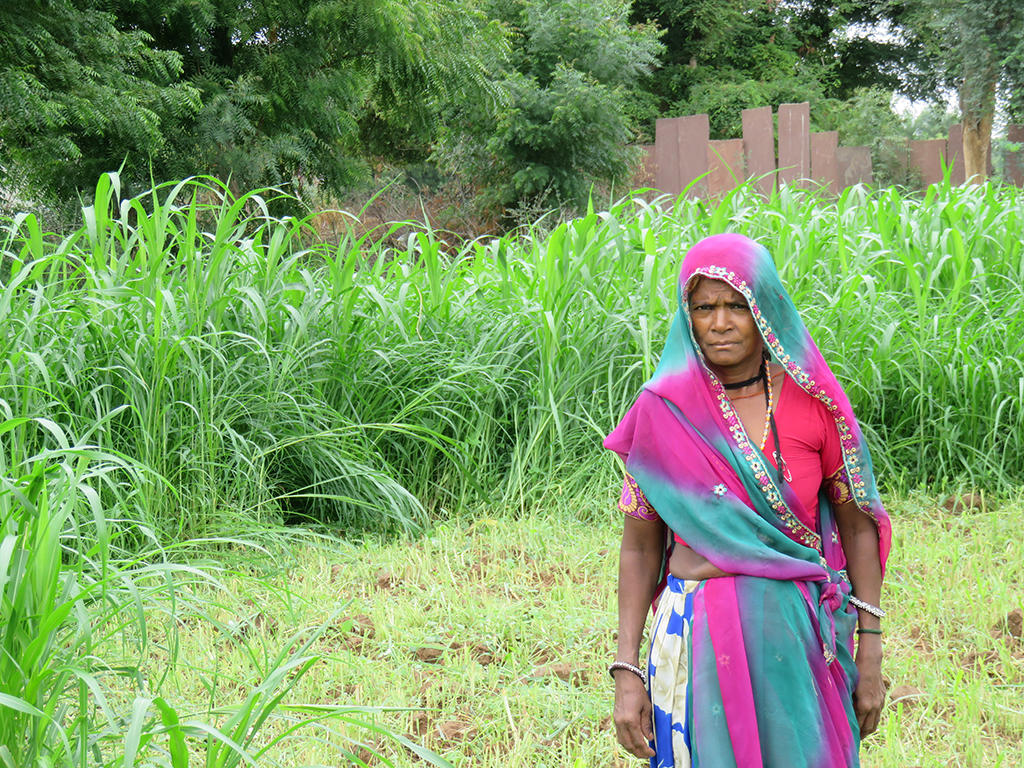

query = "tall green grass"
0;425;450;765
2;171;1022;763
0;174;458;764
2;173;1023;543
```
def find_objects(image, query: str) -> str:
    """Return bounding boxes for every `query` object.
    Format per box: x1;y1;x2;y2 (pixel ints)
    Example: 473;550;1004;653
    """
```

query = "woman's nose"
709;307;731;331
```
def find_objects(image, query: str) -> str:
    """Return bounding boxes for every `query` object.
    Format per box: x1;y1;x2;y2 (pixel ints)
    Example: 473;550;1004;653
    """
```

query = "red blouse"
619;375;852;544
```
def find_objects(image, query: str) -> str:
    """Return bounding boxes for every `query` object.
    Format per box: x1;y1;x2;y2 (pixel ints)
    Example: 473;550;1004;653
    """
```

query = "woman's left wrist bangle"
849;595;885;618
609;661;645;682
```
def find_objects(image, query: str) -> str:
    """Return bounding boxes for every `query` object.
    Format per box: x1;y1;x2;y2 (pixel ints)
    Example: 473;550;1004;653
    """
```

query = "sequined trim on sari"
685;265;875;522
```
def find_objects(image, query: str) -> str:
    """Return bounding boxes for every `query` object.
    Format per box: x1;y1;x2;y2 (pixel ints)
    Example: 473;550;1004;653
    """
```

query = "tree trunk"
960;69;998;184
961;109;992;183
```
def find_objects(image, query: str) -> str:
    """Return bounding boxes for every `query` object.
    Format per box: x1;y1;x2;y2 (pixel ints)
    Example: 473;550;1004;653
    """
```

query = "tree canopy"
0;1;199;195
628;0;936;139
435;0;662;216
2;0;1023;212
108;0;506;194
887;0;1024;180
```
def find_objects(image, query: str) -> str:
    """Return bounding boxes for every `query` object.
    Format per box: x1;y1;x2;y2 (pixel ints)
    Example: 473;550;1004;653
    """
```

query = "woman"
604;234;891;767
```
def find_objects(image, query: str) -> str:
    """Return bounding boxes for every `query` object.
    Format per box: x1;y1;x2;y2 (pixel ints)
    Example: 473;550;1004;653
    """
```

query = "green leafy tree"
630;0;821;135
887;0;1024;182
439;0;662;216
814;86;956;187
111;0;506;196
0;1;199;197
629;0;933;139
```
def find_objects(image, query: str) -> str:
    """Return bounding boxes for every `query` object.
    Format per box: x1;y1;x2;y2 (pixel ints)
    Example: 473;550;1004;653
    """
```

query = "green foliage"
437;0;662;215
881;0;1024;179
813;87;956;187
0;1;505;203
893;0;1024;117
629;0;934;139
1;174;437;538
0;401;447;765
108;0;505;197
0;1;199;197
4;174;1024;545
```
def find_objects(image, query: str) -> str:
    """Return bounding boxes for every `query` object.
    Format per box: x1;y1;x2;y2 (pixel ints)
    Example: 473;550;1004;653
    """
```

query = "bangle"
849;595;886;618
856;628;883;635
608;661;645;683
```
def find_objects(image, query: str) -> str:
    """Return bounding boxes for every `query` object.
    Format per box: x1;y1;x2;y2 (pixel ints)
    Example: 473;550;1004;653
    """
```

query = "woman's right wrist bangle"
856;627;883;635
608;661;645;683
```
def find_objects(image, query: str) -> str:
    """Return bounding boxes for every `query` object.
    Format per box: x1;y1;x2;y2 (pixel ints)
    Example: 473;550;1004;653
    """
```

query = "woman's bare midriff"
669;543;731;580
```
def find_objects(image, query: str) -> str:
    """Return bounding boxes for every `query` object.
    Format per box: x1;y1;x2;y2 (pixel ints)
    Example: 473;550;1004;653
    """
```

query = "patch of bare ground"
468;554;492;580
994;608;1023;643
960;648;1003;676
413;646;446;664
941;491;985;515
956;608;1024;681
449;639;498;666
527;662;589;687
313;176;501;250
319;680;356;701
410;636;503;666
344;734;386;767
904;624;934;655
530;645;558;667
410;710;430;737
887;684;927;711
321;612;375;653
408;709;479;750
374;567;395;590
527;560;594;588
433;719;478;746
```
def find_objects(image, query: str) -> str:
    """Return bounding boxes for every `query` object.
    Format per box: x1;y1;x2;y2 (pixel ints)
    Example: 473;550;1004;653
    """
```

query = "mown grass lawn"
144;492;1024;767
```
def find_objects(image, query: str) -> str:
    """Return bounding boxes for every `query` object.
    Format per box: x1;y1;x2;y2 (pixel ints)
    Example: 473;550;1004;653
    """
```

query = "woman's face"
687;277;763;375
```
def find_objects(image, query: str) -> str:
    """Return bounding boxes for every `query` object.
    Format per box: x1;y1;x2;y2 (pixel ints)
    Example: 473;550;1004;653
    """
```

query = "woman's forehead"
688;276;744;303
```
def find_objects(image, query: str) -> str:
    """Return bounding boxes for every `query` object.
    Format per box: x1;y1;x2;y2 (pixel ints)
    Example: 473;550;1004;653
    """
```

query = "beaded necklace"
759;367;774;450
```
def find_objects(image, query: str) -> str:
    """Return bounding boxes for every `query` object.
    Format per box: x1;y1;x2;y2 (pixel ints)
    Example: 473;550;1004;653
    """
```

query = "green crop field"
1;174;1022;765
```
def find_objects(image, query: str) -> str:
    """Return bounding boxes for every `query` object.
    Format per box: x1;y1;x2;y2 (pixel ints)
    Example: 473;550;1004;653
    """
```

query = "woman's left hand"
853;637;884;736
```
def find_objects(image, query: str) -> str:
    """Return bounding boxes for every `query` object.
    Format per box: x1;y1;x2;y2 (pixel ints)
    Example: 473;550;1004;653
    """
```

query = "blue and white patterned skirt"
646;575;699;768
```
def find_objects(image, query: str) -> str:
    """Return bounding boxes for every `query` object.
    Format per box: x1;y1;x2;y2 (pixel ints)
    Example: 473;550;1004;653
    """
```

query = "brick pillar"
654;117;683;195
836;146;873;187
777;102;811;188
742;106;776;197
947;124;965;185
677;114;711;198
910;139;946;187
810;131;839;195
707;139;745;196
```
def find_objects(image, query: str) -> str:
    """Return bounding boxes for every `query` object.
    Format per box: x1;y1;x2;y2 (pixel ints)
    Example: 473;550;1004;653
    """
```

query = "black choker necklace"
722;371;764;390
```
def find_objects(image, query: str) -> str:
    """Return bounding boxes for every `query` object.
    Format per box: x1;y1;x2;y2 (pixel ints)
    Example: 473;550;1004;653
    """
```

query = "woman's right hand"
612;670;656;758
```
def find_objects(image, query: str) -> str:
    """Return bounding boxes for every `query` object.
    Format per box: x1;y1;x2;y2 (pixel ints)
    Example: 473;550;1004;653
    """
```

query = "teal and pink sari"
605;234;892;768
